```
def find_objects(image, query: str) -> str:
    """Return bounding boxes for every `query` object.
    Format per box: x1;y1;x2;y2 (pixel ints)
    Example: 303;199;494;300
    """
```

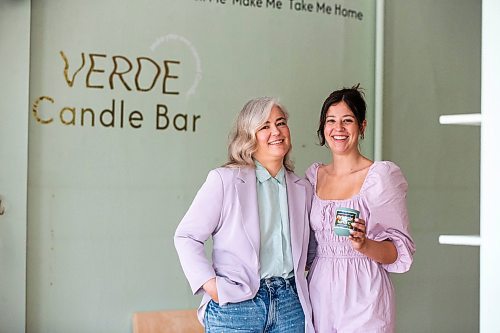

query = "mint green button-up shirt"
255;161;294;279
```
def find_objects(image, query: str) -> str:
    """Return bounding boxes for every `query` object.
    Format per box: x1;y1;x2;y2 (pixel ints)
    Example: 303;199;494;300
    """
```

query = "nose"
333;121;344;131
271;124;280;135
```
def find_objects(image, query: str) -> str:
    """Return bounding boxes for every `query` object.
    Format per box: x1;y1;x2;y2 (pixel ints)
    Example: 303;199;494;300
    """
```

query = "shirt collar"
255;160;285;184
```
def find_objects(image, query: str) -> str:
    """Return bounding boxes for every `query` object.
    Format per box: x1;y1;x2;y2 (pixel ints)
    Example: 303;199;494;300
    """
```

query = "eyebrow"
326;115;355;118
264;117;287;123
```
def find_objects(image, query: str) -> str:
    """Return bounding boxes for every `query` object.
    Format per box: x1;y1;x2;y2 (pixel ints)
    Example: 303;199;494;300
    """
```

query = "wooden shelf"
438;234;481;246
439;113;482;126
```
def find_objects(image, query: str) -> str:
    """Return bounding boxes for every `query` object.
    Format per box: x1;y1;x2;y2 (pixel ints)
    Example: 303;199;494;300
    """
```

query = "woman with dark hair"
175;97;314;332
306;85;415;332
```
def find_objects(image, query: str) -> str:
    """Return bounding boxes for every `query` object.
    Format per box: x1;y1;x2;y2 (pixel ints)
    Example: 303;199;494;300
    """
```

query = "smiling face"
253;105;291;165
324;101;366;155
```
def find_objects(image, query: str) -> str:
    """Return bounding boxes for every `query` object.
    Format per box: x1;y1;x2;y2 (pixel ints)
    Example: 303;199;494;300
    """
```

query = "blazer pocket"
213;265;254;305
214;265;242;285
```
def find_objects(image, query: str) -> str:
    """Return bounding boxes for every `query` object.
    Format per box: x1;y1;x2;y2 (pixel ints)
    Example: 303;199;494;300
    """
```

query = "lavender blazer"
174;166;314;331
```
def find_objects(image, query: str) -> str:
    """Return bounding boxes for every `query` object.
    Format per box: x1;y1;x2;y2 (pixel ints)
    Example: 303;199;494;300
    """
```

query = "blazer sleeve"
174;169;224;295
305;164;318;269
306;227;317;270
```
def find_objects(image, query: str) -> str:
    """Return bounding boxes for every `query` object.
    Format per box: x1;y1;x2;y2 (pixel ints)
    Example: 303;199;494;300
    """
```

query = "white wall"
0;1;30;332
384;1;481;332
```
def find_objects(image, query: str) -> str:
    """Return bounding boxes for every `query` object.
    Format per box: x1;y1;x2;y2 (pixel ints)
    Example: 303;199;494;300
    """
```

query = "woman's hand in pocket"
203;278;219;303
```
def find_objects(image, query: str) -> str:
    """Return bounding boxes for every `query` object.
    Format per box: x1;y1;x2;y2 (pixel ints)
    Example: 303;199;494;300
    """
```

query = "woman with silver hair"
175;97;314;332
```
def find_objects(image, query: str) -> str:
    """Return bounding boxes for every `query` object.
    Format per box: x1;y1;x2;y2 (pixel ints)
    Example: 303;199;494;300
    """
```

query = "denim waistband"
259;276;295;288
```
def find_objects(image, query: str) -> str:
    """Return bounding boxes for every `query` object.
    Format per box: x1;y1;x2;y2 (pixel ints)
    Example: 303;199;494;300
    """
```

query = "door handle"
0;199;5;215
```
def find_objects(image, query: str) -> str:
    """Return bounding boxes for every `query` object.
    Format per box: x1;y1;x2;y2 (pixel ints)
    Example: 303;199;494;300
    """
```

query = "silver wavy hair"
224;97;294;171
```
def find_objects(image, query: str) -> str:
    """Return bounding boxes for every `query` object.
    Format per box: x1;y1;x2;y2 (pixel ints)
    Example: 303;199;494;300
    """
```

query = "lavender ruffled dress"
306;161;415;333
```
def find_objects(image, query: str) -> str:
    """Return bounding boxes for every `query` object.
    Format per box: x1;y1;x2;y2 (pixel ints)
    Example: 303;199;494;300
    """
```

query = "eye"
259;125;270;131
342;118;354;124
326;118;335;123
277;121;287;126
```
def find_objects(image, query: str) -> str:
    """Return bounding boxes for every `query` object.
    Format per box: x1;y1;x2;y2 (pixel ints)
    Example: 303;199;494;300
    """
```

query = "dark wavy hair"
317;84;367;146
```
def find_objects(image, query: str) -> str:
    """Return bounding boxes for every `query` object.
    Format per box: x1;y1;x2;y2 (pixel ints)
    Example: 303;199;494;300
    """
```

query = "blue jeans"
204;276;305;333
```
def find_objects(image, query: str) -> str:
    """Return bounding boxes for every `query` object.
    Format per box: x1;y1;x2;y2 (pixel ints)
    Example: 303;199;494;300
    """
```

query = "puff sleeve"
364;162;415;273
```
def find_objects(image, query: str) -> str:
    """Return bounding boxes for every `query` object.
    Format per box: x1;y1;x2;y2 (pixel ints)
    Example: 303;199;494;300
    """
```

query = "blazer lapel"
235;168;260;267
286;171;306;270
